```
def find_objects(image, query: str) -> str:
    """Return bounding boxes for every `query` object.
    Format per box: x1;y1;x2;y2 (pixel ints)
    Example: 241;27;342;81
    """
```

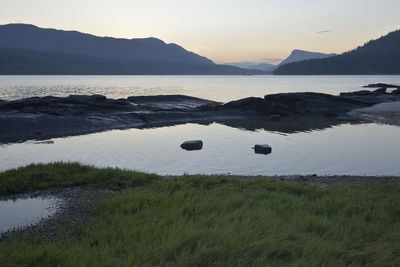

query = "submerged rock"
253;144;272;155
180;140;203;151
364;83;400;88
34;140;54;144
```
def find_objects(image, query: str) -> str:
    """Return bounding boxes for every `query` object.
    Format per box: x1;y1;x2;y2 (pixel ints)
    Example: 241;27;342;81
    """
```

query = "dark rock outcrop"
364;83;400;88
374;87;387;94
392;88;400;94
127;95;219;111
222;92;372;117
340;90;373;96
2;90;400;143
339;89;400;105
0;94;219;115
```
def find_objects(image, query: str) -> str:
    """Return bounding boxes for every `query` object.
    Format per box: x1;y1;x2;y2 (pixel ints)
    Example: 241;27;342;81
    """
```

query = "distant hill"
226;62;277;73
0;24;213;65
0;47;262;75
226;50;335;73
0;24;263;75
278;50;336;66
275;30;400;74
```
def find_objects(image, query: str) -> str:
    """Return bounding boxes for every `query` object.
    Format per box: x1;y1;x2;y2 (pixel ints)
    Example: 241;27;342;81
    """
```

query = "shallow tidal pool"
1;121;400;176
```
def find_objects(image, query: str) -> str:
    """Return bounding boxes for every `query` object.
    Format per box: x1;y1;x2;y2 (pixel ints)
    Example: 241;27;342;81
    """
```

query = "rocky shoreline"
1;85;400;143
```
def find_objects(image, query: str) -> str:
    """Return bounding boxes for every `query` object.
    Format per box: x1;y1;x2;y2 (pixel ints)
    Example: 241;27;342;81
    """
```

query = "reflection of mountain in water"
141;116;359;135
216;116;358;134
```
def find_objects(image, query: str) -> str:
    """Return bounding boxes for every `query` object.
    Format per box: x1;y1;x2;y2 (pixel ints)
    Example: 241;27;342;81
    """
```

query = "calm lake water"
1;75;400;102
1;75;400;176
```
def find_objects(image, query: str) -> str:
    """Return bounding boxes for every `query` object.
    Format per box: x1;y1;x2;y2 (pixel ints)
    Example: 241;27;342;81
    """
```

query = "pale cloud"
314;30;331;34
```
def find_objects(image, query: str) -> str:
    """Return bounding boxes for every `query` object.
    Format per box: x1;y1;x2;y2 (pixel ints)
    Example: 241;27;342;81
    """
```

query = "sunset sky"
0;0;399;64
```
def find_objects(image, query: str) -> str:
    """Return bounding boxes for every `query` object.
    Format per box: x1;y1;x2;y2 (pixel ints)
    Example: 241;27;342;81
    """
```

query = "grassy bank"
0;162;160;195
1;163;400;266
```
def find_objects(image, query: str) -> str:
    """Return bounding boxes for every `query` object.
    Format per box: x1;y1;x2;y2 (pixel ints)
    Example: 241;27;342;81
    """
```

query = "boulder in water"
180;140;203;151
253;144;272;155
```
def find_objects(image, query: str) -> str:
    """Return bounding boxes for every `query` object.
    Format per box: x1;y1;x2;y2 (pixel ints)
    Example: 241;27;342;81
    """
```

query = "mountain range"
226;50;335;73
1;23;399;75
0;24;263;75
225;62;277;72
274;30;400;74
278;50;336;66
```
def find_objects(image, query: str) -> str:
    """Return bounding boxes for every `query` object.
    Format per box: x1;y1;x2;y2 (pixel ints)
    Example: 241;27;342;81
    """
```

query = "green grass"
0;162;160;195
1;163;400;266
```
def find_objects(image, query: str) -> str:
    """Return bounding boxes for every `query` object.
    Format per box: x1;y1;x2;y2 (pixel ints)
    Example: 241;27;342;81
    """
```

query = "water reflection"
0;196;59;234
1;122;400;176
217;116;356;133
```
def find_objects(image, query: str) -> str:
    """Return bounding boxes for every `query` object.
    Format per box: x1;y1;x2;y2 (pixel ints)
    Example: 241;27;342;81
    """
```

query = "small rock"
34;140;54;144
253;144;272;155
180;140;203;151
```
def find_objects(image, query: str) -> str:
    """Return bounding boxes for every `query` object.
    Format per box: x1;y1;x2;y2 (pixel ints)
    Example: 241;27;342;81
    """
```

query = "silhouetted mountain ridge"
226;50;335;73
0;47;264;75
226;62;276;72
278;50;336;66
0;23;264;74
275;30;400;74
0;23;213;64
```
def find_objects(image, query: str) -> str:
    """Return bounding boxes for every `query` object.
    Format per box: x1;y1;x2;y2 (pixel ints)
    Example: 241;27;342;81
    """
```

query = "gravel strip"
166;174;400;188
238;175;400;188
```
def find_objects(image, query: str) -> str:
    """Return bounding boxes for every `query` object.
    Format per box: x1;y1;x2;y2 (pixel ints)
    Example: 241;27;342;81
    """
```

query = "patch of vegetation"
1;163;400;266
0;162;159;195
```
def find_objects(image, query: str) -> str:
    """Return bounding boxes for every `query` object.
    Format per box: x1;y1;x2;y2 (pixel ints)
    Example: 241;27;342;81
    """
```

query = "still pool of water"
0;196;59;234
1;122;400;176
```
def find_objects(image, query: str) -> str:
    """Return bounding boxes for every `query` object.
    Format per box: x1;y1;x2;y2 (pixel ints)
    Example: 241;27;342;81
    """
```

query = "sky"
0;0;399;64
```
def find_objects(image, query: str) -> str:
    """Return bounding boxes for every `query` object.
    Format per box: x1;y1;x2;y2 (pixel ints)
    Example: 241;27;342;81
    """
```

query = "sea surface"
1;75;400;101
1;75;400;176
